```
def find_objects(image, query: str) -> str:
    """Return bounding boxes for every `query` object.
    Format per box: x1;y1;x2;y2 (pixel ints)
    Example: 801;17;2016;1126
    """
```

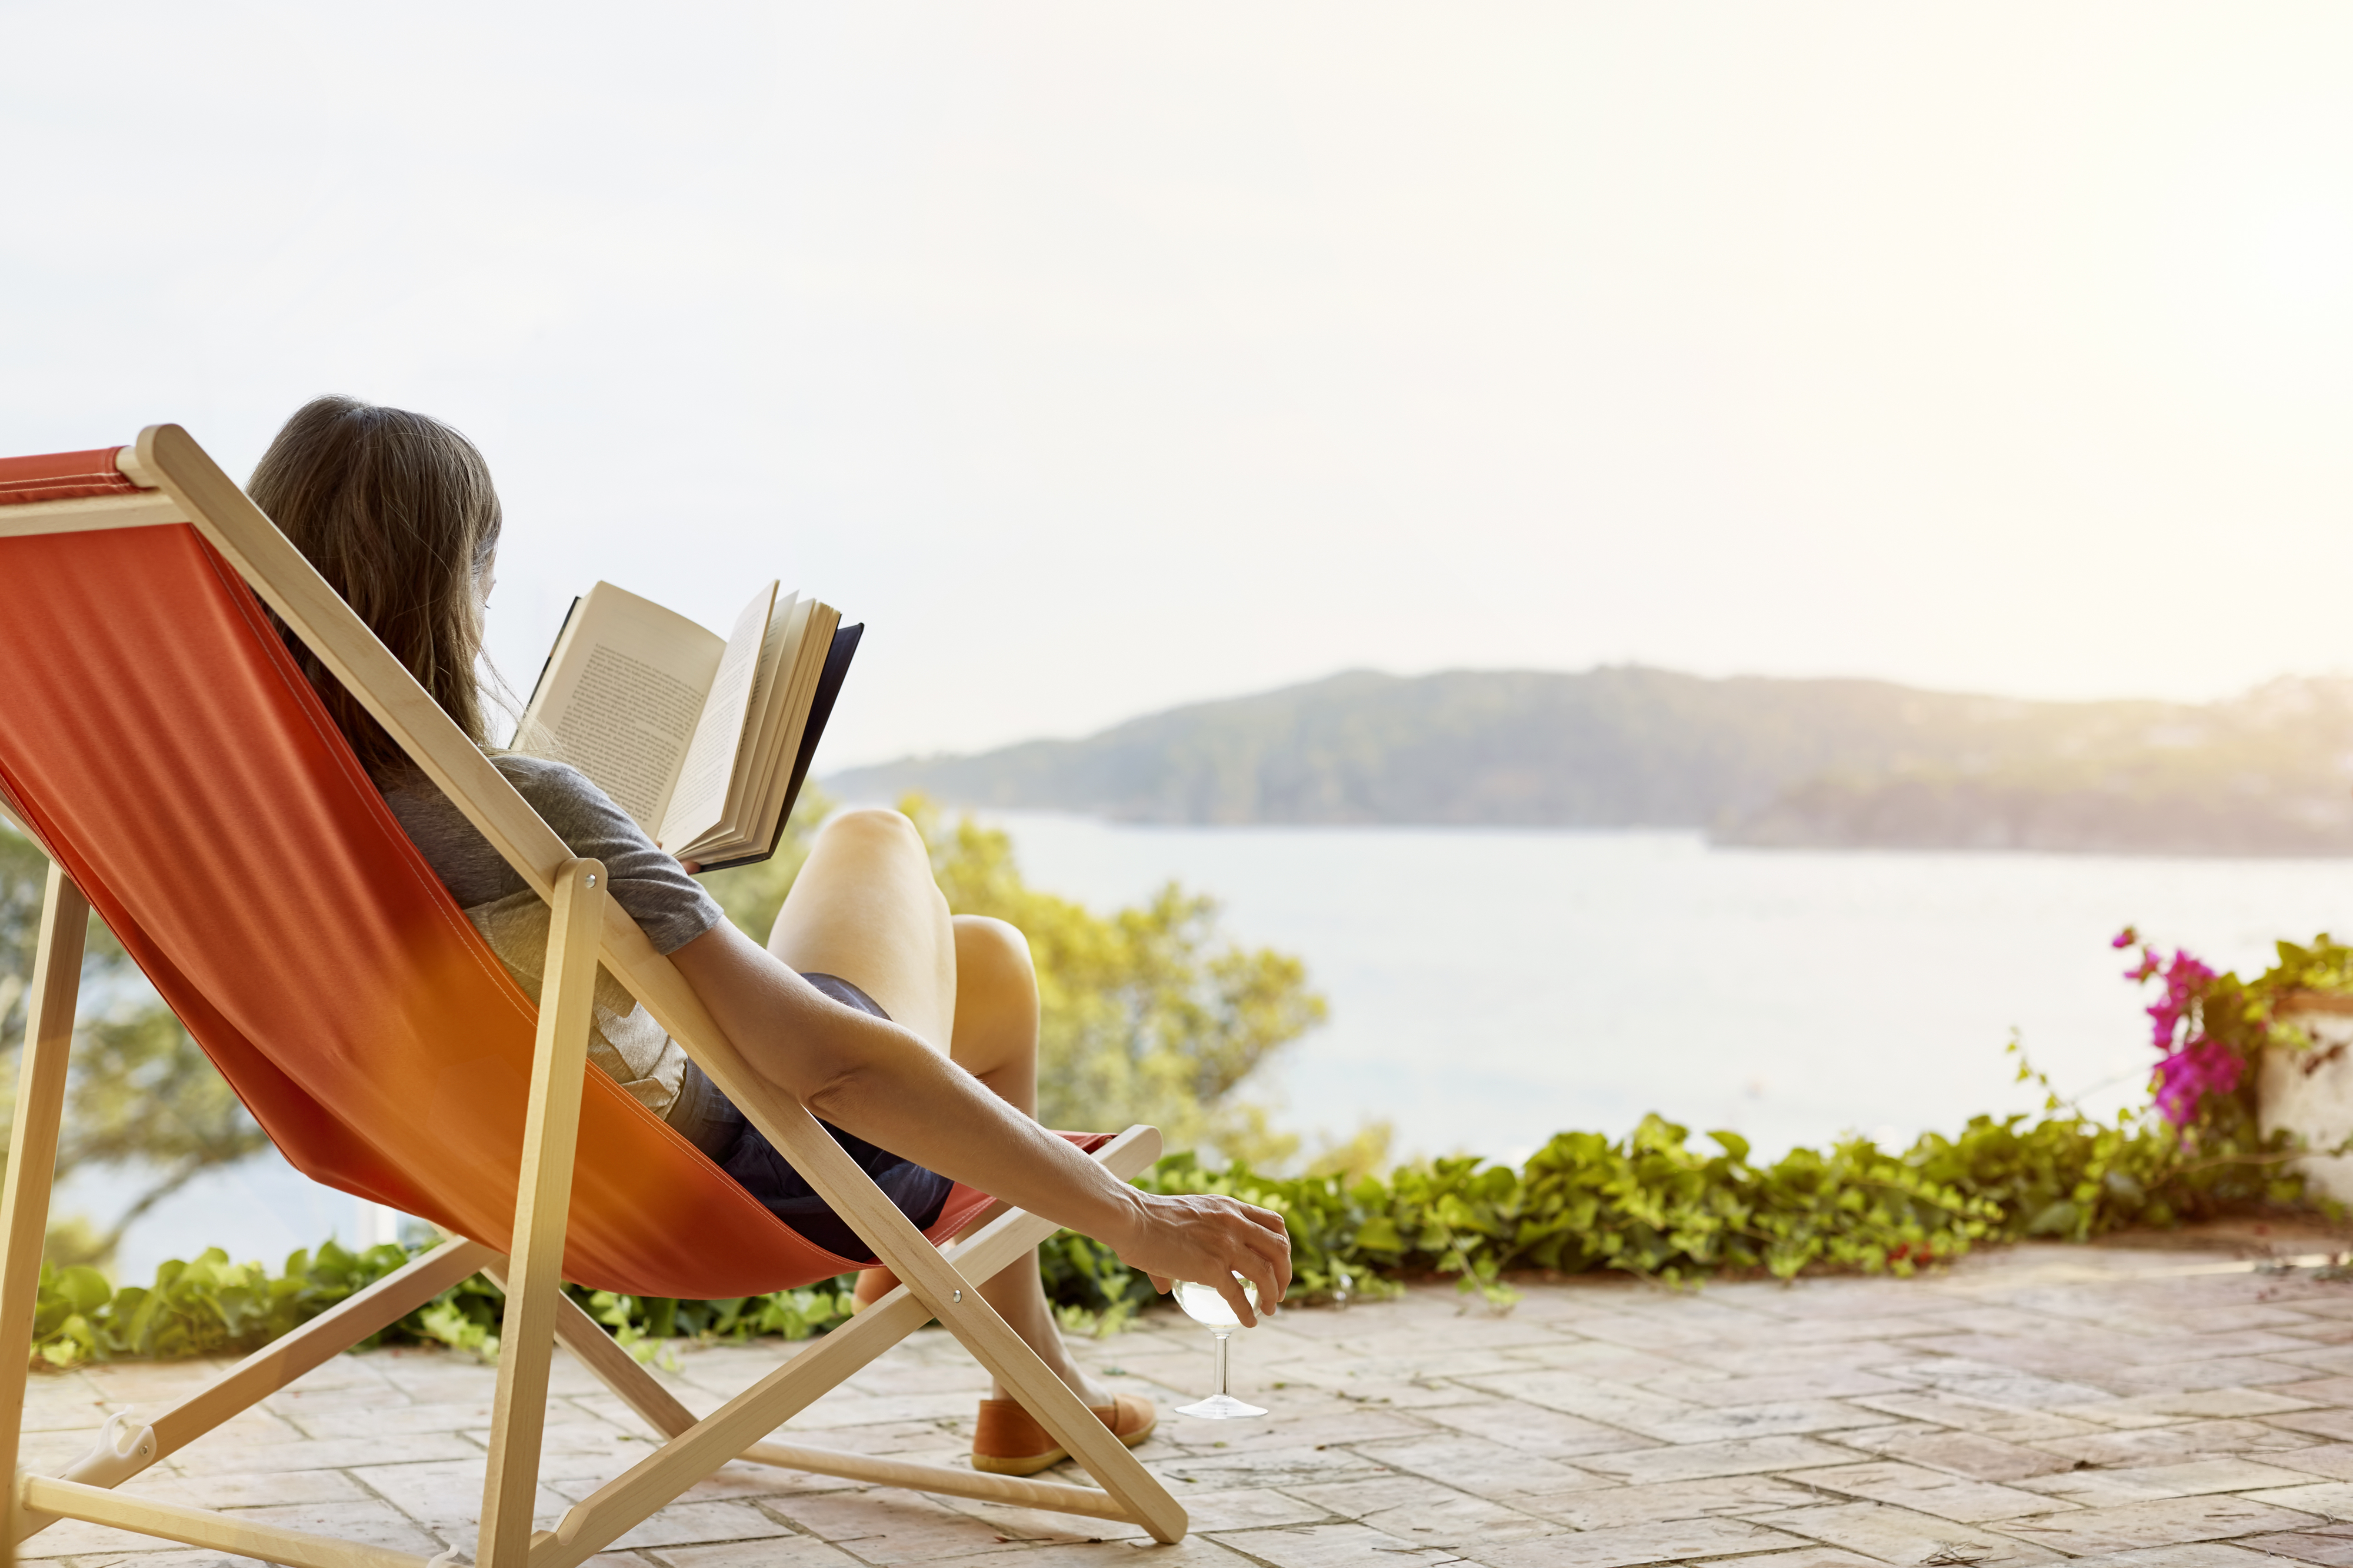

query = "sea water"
85;820;2353;1279
982;816;2353;1167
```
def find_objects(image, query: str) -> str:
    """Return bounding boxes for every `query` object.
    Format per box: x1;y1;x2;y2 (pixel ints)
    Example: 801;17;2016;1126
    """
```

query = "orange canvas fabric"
0;518;1095;1296
0;447;139;505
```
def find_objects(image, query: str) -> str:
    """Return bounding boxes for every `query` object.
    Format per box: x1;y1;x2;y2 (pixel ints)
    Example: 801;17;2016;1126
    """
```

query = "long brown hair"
248;396;504;774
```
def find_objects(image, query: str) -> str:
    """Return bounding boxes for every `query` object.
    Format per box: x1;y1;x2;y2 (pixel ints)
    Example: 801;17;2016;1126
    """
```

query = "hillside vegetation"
829;668;2353;854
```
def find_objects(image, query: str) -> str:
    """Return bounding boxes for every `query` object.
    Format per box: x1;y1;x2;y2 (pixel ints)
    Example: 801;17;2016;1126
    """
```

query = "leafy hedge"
1049;1066;2306;1320
28;930;2342;1368
29;1082;2309;1368
31;1245;861;1370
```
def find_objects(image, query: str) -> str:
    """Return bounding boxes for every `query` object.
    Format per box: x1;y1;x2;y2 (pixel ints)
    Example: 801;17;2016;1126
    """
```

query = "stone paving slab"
28;1233;2353;1566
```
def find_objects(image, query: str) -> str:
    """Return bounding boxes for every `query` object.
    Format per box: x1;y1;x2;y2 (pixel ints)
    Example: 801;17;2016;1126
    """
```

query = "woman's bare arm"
669;918;1291;1322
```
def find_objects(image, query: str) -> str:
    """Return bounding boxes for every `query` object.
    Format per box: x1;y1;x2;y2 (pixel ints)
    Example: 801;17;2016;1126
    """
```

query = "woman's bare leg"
951;916;1109;1405
948;915;1038;1111
764;811;1103;1402
765;808;957;1048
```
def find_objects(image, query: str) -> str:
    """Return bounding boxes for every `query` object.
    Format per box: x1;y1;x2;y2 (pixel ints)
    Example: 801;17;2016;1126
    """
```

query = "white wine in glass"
1172;1275;1267;1420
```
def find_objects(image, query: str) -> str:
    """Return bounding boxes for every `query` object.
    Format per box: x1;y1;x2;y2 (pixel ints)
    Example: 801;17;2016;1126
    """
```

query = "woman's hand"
1108;1190;1293;1327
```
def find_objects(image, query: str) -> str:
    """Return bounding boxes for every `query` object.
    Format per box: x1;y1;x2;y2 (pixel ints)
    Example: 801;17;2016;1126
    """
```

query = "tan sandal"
972;1393;1157;1476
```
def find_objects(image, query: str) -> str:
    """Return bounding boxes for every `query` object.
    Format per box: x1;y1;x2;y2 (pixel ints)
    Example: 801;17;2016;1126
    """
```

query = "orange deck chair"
0;428;1186;1566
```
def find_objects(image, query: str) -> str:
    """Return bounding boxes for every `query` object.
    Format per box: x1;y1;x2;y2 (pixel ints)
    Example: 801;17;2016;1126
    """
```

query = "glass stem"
1211;1329;1232;1397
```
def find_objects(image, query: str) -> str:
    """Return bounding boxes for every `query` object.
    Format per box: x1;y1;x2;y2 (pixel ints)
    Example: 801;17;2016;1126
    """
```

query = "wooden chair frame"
0;427;1187;1566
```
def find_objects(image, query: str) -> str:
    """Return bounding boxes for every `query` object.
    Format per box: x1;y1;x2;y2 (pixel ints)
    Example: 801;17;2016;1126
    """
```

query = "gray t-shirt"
379;753;724;1119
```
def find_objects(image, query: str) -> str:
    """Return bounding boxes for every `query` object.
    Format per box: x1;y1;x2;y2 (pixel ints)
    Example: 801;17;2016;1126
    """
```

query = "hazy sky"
7;4;2353;765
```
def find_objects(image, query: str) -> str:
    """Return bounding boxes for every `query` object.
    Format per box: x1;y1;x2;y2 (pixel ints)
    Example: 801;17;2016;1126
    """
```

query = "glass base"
1175;1392;1268;1420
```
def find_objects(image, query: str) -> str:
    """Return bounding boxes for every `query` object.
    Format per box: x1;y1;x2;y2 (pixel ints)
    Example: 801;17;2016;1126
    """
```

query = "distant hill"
827;668;2353;855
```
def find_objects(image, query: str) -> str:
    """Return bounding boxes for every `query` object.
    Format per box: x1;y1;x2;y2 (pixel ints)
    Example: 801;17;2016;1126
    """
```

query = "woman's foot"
972;1393;1157;1476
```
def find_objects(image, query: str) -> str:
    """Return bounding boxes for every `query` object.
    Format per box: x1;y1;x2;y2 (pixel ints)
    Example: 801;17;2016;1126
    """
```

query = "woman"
248;396;1290;1476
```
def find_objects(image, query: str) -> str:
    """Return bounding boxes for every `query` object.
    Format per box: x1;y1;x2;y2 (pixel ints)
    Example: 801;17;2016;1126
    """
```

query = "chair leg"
16;1236;497;1543
141;1237;499;1461
516;1125;1162;1453
761;1115;1187;1543
542;1129;1173;1524
482;1260;698;1440
884;1242;1187;1542
476;859;608;1568
0;867;88;1567
518;1127;1175;1566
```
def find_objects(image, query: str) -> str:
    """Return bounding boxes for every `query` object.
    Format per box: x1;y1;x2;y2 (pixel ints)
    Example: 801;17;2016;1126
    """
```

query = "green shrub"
22;903;2346;1365
1135;1091;2306;1307
39;1053;2318;1369
27;1243;861;1370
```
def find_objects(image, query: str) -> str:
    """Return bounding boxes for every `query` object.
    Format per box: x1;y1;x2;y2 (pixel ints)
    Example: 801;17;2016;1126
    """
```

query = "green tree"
0;825;89;1046
697;793;1327;1159
1;827;267;1269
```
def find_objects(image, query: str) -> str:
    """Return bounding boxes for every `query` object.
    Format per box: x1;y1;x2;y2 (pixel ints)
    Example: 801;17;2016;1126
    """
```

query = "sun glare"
2169;105;2353;398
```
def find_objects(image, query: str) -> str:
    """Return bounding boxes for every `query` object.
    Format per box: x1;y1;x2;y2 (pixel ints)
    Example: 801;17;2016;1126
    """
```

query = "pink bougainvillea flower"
2142;949;2217;1047
2152;1035;2242;1126
2119;930;2245;1125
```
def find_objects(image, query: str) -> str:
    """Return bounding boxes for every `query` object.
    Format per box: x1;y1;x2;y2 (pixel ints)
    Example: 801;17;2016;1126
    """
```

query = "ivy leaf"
2025;1200;2079;1236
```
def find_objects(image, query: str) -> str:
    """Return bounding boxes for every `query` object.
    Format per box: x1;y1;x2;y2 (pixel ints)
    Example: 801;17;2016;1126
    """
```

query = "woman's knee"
954;916;1037;1005
817;805;928;860
811;808;943;899
951;916;1039;1099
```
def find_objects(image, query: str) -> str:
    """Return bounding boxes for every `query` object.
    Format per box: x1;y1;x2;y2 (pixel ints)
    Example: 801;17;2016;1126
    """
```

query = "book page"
657;581;778;851
684;599;837;866
512;582;725;833
714;591;807;842
681;606;855;872
741;599;828;833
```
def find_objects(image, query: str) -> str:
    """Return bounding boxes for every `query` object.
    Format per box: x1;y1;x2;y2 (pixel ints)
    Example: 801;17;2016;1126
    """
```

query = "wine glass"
1171;1275;1268;1420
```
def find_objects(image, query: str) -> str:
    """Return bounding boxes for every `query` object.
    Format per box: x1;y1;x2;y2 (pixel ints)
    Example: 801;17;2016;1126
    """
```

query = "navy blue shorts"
665;972;954;1262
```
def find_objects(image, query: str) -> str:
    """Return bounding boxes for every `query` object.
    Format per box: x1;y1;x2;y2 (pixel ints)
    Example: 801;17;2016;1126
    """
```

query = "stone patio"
26;1231;2353;1568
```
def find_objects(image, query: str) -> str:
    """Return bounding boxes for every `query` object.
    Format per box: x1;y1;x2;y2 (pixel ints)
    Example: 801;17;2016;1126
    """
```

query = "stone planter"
2258;991;2353;1203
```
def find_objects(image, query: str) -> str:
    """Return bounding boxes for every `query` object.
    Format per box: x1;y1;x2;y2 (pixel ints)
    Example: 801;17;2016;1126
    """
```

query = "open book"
514;581;860;872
